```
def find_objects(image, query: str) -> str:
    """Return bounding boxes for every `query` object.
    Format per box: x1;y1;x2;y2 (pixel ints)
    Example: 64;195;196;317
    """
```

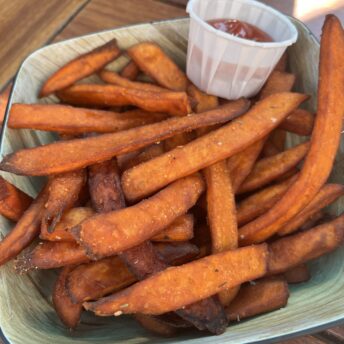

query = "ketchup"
208;19;273;42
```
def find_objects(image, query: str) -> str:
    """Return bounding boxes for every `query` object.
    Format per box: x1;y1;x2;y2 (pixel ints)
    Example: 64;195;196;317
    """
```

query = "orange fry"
120;60;140;80
260;71;295;99
40;38;120;97
122;93;307;202
279;108;314;136
56;84;191;117
284;264;311;284
0;100;249;176
187;84;219;113
84;244;268;316
8;104;167;133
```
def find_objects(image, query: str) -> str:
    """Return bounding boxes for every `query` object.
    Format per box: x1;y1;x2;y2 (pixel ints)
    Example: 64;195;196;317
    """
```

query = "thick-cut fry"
99;69;168;93
120;60;140;80
84;244;268;316
226;277;289;321
122;93;307;202
0;100;249;176
237;175;298;226
56;84;191;117
39;38;121;97
40;207;95;242
53;266;83;330
204;160;239;306
134;314;177;336
268;213;344;275
73;174;204;259
278;184;344;236
239;15;344;245
151;214;194;242
260;71;296;99
127;42;188;91
8;104;167;133
67;242;200;303
41;169;86;233
0;185;49;266
0;176;32;221
227;139;266;193
0;84;11;124
15;241;90;272
279;109;314;136
238;142;309;194
284;264;311;284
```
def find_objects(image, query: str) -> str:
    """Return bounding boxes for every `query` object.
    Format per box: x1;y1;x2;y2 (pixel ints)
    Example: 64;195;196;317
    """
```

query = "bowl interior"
0;17;344;344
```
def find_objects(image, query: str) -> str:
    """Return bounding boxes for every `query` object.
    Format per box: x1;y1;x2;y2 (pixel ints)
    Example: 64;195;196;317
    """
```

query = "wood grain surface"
0;1;343;343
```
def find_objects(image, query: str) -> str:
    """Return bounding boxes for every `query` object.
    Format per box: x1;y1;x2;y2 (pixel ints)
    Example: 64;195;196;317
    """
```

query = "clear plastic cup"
186;0;298;99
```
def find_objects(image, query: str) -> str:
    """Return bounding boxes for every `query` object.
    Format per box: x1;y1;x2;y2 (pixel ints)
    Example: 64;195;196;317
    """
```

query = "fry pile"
0;15;343;337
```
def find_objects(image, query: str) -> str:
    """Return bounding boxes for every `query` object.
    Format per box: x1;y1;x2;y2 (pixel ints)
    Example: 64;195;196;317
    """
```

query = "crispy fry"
226;277;289;321
56;84;191;117
120;60;140;80
73;174;204;259
204;160;239;306
40;207;95;242
260;71;295;99
0;176;32;221
0;84;11;124
122;93;307;202
187;84;219;113
284;264;311;284
134;314;177;336
41;169;86;233
99;69;168;92
15;241;90;272
278;184;344;236
0;184;49;266
237;175;298;226
268;213;344;275
279;108;314;136
237;142;309;194
227;139;266;193
127;42;188;91
8;104;167;133
239;15;344;245
152;214;194;242
83;244;268;316
53;266;83;330
39;38;121;97
0;100;249;176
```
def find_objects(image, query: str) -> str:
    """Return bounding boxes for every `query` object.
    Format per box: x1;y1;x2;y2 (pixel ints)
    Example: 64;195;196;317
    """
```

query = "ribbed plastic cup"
186;0;298;99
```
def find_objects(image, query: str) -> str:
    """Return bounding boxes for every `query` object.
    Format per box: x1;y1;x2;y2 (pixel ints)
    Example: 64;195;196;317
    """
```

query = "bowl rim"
1;16;343;344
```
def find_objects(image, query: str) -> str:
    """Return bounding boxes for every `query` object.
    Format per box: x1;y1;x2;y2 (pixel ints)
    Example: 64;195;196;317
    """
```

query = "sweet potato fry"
164;132;194;151
8;104;167;134
40;207;94;242
66;242;200;303
120;60;140;80
187;84;219;113
134;314;177;336
278;184;344;236
53;266;83;329
41;169;86;233
279;108;314;136
0;184;49;266
99;69;168;93
151;214;194;242
56;84;191;117
237;142;309;194
268;213;344;275
239;15;344;245
0;84;11;124
236;175;298;226
72;174;204;259
0;176;32;221
227;139;266;193
0;100;249;176
226;277;289;321
15;241;90;272
39;38;121;97
204;160;239;306
284;264;311;284
127;42;188;91
122;93;307;202
260;71;296;99
83;244;268;316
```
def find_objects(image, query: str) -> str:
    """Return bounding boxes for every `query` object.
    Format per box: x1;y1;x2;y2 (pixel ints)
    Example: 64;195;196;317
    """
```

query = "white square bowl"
0;17;344;344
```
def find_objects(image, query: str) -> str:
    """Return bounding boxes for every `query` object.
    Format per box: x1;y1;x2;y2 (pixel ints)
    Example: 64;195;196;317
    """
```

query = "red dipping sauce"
208;19;273;42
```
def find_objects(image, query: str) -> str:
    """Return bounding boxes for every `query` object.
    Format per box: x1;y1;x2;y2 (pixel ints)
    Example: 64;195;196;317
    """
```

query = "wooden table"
0;1;343;343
